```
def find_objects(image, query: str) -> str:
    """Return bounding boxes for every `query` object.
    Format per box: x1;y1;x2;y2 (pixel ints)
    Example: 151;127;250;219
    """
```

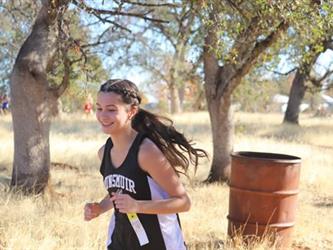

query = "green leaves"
201;0;333;69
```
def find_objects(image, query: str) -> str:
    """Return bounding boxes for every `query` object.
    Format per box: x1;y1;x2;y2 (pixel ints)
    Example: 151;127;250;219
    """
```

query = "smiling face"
96;92;136;134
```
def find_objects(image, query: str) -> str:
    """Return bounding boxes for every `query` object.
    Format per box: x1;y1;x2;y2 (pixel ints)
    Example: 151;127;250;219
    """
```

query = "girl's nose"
99;111;113;120
99;110;108;117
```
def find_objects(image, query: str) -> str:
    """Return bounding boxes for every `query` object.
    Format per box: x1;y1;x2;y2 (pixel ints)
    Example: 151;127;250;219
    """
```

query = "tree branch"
224;20;289;95
150;23;177;49
81;26;124;49
120;0;179;8
238;21;289;78
91;12;132;32
0;4;32;20
147;65;169;85
53;46;71;97
203;11;221;92
308;68;333;87
72;0;169;23
225;0;249;22
48;14;71;97
321;82;333;91
325;41;333;51
265;66;297;76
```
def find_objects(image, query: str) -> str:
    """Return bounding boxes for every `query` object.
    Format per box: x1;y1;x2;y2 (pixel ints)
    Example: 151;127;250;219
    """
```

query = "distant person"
1;94;9;115
84;93;93;115
83;79;207;250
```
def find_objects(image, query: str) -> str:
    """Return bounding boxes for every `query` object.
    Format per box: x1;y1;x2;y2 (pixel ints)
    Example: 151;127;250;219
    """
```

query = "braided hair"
99;79;208;176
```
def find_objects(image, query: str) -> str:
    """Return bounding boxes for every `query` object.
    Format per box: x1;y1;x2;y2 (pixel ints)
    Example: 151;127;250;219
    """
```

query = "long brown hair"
99;79;208;176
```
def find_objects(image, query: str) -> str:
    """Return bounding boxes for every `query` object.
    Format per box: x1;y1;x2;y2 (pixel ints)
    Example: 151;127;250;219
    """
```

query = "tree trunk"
205;89;233;182
178;85;185;110
10;2;60;194
169;37;187;114
284;49;322;124
10;72;57;194
283;70;307;124
203;19;235;182
169;81;182;114
193;89;205;111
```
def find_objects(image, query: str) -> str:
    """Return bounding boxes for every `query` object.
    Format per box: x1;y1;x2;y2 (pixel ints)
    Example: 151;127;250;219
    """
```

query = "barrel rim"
231;151;301;163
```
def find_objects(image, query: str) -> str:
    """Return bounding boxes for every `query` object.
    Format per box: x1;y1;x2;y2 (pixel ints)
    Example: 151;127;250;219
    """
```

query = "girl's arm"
84;194;114;221
111;138;191;214
84;144;114;221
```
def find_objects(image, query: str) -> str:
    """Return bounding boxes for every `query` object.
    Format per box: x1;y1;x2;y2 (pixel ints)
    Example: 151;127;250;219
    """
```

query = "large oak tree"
9;0;168;194
201;1;312;182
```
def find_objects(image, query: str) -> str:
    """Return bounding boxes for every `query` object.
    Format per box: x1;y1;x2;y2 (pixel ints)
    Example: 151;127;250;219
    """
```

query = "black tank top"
99;132;187;250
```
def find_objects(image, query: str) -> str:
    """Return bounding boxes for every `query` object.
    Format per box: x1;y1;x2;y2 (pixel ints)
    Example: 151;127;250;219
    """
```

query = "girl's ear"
128;105;139;120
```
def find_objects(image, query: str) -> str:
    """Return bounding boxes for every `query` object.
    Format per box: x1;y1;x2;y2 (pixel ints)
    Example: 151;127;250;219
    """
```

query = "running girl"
84;79;207;250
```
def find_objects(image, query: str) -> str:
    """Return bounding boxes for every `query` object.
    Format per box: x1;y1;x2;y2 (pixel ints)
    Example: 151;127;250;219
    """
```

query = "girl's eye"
96;108;116;111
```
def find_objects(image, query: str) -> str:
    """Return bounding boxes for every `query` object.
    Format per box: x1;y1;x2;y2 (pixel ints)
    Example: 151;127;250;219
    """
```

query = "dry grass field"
1;111;333;250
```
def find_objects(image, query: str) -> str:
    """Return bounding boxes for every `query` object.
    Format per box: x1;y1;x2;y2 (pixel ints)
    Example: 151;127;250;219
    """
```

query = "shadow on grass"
51;162;80;172
236;121;333;143
313;196;333;208
0;175;11;192
0;165;8;173
187;239;224;250
261;124;306;141
187;179;229;190
292;243;312;250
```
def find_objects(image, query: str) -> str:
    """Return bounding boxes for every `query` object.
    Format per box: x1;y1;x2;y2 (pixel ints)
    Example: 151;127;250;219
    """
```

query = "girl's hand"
111;192;139;213
84;202;101;221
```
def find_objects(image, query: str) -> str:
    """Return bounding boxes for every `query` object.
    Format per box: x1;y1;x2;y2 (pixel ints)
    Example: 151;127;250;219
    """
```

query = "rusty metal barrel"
227;151;301;248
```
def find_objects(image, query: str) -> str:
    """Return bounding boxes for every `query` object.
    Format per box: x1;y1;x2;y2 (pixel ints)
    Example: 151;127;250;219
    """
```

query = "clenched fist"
84;202;101;221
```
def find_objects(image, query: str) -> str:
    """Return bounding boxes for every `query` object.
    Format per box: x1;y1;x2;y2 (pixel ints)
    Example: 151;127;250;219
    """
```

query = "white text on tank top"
104;174;136;194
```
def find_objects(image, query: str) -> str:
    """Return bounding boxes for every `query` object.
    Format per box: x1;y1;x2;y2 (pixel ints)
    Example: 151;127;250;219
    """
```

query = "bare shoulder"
138;138;186;200
140;138;162;153
98;145;105;161
138;138;167;172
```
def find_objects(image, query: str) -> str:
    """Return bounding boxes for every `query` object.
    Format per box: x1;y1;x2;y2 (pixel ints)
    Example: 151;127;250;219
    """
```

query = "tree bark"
169;42;186;114
178;85;185;109
283;47;324;124
10;1;64;194
283;70;307;124
169;79;182;113
205;87;233;182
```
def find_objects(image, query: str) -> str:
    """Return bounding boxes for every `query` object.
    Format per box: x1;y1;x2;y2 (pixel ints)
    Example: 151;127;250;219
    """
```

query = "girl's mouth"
101;122;114;127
